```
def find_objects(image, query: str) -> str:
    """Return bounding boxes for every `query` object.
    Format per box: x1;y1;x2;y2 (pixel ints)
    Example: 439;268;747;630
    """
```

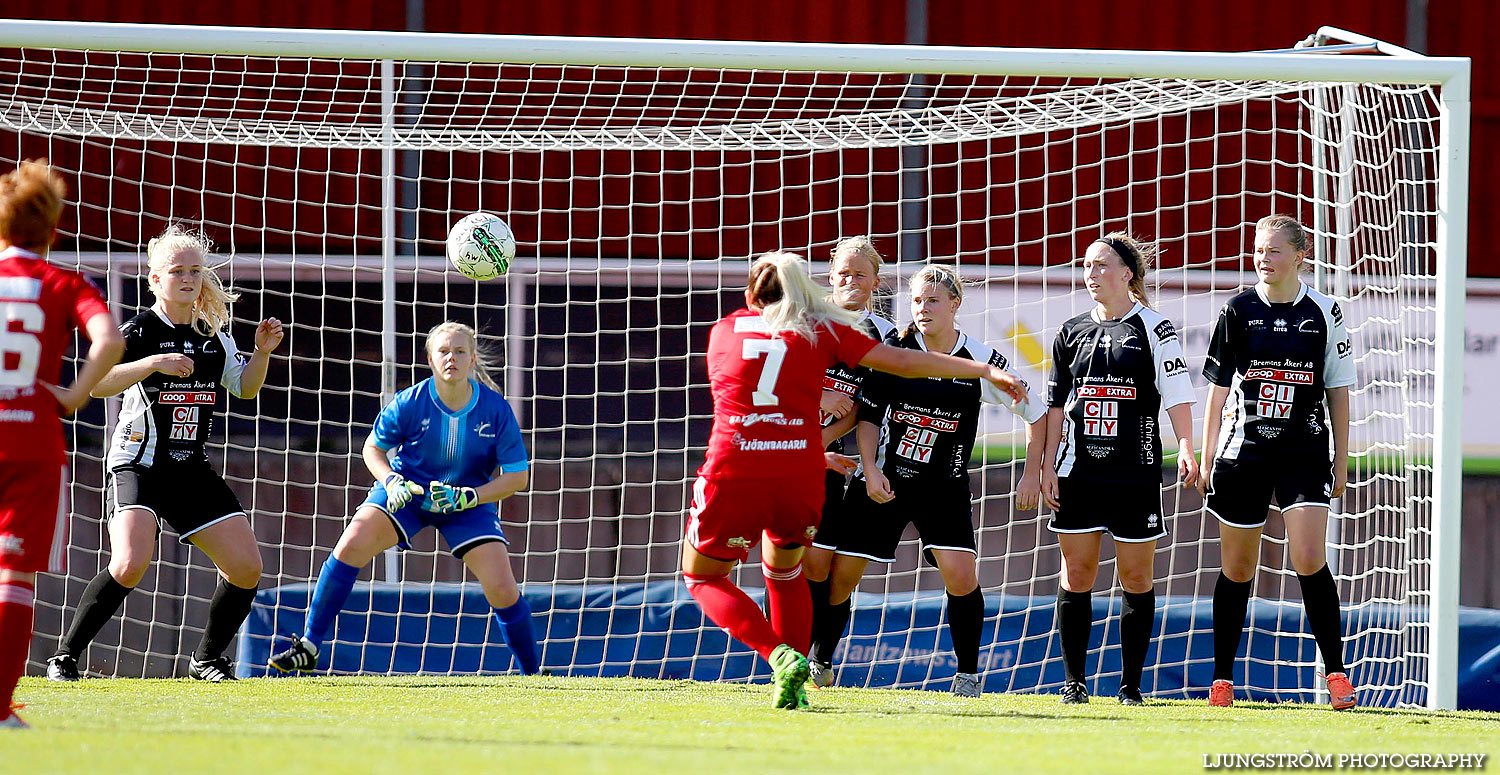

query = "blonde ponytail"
748;251;860;342
1096;231;1158;308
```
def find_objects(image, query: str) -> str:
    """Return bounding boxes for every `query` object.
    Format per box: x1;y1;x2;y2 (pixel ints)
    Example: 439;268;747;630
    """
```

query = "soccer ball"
446;213;516;280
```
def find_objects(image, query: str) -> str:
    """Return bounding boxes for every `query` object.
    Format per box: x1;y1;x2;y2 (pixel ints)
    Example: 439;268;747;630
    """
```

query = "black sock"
1297;565;1346;674
55;570;132;658
810;592;853;668
946;589;985;674
1212;573;1253;682
1056;588;1092;684
807;577;832;664
1120;589;1155;690
194;578;259;662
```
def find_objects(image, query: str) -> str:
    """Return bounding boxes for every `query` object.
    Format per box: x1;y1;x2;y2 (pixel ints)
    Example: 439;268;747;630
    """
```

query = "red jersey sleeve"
823;320;879;370
68;273;110;330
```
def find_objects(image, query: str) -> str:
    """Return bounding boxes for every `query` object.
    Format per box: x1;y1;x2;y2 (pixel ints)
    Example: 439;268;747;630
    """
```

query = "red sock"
0;579;37;713
685;573;783;660
763;562;811;654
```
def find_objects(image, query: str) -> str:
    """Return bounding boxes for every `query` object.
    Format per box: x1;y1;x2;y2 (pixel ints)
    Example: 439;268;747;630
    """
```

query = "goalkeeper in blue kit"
270;322;539;675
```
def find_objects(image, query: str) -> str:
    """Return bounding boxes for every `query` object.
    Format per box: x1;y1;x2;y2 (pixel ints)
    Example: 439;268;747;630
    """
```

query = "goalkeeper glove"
381;472;424;511
427;481;479;514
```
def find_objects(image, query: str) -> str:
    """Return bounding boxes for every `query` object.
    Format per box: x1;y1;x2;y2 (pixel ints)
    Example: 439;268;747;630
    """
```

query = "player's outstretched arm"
858;343;1025;403
50;312;123;413
234;317;284;399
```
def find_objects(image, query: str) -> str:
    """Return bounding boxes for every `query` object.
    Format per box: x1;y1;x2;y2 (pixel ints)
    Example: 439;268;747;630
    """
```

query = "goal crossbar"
0;19;1471;87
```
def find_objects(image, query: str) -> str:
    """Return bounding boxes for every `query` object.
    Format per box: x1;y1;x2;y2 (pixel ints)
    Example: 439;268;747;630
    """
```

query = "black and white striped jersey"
1203;283;1354;461
821;311;898;454
857;328;1046;482
107;307;249;469
1047;303;1195;482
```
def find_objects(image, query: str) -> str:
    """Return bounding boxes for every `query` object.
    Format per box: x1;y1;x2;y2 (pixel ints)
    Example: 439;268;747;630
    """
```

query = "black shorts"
106;465;246;544
824;475;976;564
1206;454;1333;529
810;468;849;549
1048;475;1166;543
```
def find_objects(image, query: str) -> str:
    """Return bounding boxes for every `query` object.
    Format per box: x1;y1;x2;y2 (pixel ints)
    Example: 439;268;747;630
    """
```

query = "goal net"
1;23;1466;708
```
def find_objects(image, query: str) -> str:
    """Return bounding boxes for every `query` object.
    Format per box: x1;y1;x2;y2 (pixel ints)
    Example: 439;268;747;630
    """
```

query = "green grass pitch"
7;676;1496;774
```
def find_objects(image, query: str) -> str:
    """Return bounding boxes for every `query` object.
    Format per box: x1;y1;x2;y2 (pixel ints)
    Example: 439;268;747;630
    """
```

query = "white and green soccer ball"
446;212;516;281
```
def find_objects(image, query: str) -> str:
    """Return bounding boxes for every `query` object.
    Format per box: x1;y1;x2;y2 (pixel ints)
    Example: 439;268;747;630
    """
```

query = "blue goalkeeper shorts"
359;482;507;558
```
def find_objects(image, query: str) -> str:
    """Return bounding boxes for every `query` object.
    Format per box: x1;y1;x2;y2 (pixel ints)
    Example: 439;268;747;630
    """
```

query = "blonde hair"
1096;231;1158;308
1256;214;1313;273
903;263;967;338
748;251;861;342
909;262;965;304
828;235;886;312
147;224;239;335
0;159;67;252
426;321;502;394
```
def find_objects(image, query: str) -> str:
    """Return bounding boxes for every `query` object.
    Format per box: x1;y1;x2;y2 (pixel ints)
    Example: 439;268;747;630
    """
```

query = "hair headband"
915;267;963;298
1095;237;1142;277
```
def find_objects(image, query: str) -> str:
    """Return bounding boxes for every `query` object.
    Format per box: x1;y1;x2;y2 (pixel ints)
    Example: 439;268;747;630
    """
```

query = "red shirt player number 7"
691;307;878;565
700;307;878;481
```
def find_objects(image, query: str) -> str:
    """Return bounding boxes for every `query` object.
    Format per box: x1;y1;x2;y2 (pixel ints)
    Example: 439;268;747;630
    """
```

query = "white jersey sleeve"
218;330;249;398
976;342;1047;424
1318;294;1356;389
1143;310;1195;410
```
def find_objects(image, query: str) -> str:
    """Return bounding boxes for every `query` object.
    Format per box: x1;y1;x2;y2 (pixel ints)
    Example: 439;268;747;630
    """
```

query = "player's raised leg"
269;506;396;673
460;541;540;675
186;514;263;681
681;538;807;709
761;535;813;658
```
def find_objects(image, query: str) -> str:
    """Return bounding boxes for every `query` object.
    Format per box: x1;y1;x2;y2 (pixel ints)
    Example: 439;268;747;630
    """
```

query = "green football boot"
768;644;810;710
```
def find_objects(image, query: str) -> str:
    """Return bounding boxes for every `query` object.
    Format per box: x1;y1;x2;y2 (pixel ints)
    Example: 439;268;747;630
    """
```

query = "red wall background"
5;0;1492;274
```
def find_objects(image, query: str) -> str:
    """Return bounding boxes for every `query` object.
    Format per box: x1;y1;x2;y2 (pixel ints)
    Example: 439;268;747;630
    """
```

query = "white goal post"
0;20;1469;709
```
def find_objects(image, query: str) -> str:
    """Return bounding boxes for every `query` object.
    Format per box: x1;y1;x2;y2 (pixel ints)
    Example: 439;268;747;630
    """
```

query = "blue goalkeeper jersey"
371;379;530;501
